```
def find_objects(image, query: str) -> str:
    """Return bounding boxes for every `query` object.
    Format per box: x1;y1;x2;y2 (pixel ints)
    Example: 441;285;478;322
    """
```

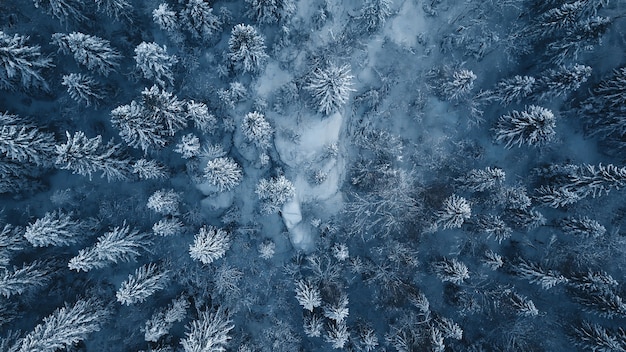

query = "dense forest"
1;0;626;351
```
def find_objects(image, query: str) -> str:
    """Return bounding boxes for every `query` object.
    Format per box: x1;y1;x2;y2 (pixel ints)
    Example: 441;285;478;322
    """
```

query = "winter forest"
1;0;626;351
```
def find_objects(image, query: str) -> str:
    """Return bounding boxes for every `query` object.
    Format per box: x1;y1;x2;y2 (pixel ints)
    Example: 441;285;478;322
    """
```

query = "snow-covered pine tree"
323;293;349;322
153;3;180;32
560;216;606;238
181;307;233;352
32;0;87;23
536;64;592;100
55;131;131;181
534;185;582;208
512;259;568;290
305;63;355;115
494;105;556;148
358;0;393;32
61;73;105;107
564;164;626;199
0;260;50;298
504;290;539;317
572;321;626;352
180;0;222;40
436;194;471;230
482;250;504;270
134;42;177;87
441;69;477;101
152;217;184;237
203;157;243;192
227;24;268;73
241;111;273;149
255;175;295;214
132;159;168;180
51;32;122;76
17;298;109;352
143;295;189;342
189;225;231;264
432;258;469;284
481;75;537;106
294;279;322;312
0;224;24;269
174;133;201;159
186;100;216;133
475;215;512;243
116;262;170;305
547;16;611;64
245;0;296;24
68;223;151;272
325;322;349;349
0;113;55;166
570;286;626;319
147;189;181;215
24;210;83;247
456;166;505;192
94;0;133;21
0;31;54;91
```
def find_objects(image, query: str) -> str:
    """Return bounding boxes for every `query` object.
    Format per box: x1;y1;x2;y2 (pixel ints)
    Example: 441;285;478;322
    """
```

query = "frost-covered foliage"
432;258;469;284
189;226;231;264
456;167;505;192
94;0;133;20
0;261;50;298
241;111;273;149
132;159;168;180
61;73;105;107
24;210;82;247
475;215;512;243
134;42;177;87
538;63;592;100
358;0;393;32
0;113;55;166
181;307;233;352
245;0;295;24
55;131;130;181
111;85;188;151
305;63;354;115
513;259;568;290
186;100;217;133
436;194;471;230
494;105;556;148
144;295;189;342
147;189;181;215
431;68;477;101
227;24;268;73
68;223;151;272
255;175;295;214
51;32;121;76
560;216;606;238
32;0;86;23
17;298;109;352
174;133;201;159
203;157;243;191
153;3;180;32
180;0;222;40
0;224;24;269
152;217;184;237
481;75;536;105
116;262;169;305
294;279;321;311
0;31;54;91
572;321;626;352
325;322;349;349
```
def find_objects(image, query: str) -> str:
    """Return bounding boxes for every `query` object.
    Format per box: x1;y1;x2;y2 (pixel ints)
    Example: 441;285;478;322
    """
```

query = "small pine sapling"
116;262;170;305
0;31;54;91
227;24;268;73
294;279;322;311
258;240;275;259
203;157;243;192
432;258;469;284
153;217;184;237
305;63;355;115
181;307;233;352
255;175;296;214
174;134;201;159
494;105;556;148
51;32;122;76
61;73;105;107
144;295;189;342
134;42;178;87
24;210;82;247
68;223;151;272
147;189;181;215
241;111;273;149
189;225;231;264
436;194;471;230
325;322;349;349
132;159;168;180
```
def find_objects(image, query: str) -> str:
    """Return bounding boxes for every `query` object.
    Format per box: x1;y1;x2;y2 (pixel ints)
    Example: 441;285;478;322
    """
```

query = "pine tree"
174;133;201;159
456;167;505;192
325;322;349;349
32;0;87;23
132;159;168;180
24;210;82;247
144;295;189;342
494;105;556;148
305;63;355;115
436;194;471;230
189;226;231;264
181;307;233;352
560;216;606;238
0;261;50;298
482;75;537;105
241;111;273;149
203;157;243;192
68;223;151;272
61;73;105;107
153;3;180;32
0;31;54;91
55;131;131;181
51;32;122;76
432;258;469;284
180;0;222;40
535;185;582;208
134;42;177;87
147;189;181;215
440;69;477;101
294;279;321;311
116;263;170;305
358;0;393;32
572;321;626;352
18;298;109;352
227;24;268;73
245;0;296;24
255;175;296;214
475;215;512;243
0;113;55;166
323;294;349;322
547;16;611;65
152;217;184;236
186;100;217;133
0;224;24;269
513;259;568;290
504;290;539;317
537;64;592;100
94;0;133;21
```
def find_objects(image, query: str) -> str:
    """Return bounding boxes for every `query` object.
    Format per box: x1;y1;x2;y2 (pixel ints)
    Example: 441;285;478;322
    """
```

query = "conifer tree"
134;42;177;87
61;73;105;107
358;0;393;32
189;226;231;264
116;263;169;305
305;63;355;115
227;24;268;73
0;261;50;298
255;175;296;214
0;31;54;91
180;0;222;40
24;210;83;247
51;32;122;76
0;113;55;166
245;0;296;24
32;0;87;23
241;111;273;149
181;307;233;352
203;157;243;192
494;105;556;148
